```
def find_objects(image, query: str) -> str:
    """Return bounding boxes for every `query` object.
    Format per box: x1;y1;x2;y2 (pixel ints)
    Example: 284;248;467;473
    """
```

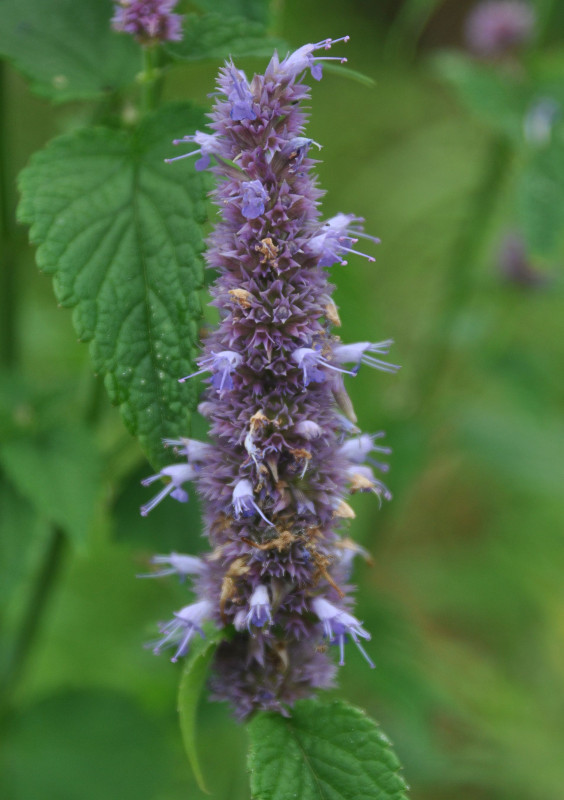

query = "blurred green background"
1;1;564;798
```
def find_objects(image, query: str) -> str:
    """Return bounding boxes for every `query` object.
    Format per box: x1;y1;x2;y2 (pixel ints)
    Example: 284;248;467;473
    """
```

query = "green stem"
414;136;512;409
0;527;67;720
141;45;161;114
0;62;17;368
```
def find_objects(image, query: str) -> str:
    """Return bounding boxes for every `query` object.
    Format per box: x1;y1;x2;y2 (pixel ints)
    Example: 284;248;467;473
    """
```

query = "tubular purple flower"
278;36;350;80
227;68;257;120
164;131;221;170
245;584;272;630
162;437;211;462
153;600;212;662
179;350;242;391
291;346;354;386
232;479;274;526
338;433;391;463
333;340;400;374
312;597;374;668
237;180;270;219
140;463;197;516
139;552;204;579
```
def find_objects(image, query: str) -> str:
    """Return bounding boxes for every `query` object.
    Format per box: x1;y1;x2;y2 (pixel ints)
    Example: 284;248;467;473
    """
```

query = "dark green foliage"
248;699;409;800
18;104;209;467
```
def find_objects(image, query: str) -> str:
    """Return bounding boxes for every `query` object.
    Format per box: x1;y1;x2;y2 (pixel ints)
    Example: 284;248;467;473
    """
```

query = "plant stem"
415;135;512;409
0;62;17;368
0;526;67;721
141;45;161;114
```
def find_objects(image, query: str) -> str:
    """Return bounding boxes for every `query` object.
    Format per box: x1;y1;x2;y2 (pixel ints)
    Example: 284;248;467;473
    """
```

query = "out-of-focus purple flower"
464;1;535;57
140;463;197;516
111;0;183;44
312;597;374;668
152;600;211;662
497;231;548;288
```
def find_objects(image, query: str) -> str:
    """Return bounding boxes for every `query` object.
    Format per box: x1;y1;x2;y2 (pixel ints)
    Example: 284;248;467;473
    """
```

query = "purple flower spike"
141;38;400;718
245;584;272;630
312;597;374;668
140;463;197;516
111;0;183;44
153;600;211;662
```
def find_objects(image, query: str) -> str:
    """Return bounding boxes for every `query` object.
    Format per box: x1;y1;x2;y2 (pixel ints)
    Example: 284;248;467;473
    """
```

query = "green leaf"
517;129;564;258
248;698;409;800
0;0;139;103
432;52;529;140
0;689;175;800
0;424;102;548
18;103;208;467
178;626;224;794
168;12;285;62
190;0;272;26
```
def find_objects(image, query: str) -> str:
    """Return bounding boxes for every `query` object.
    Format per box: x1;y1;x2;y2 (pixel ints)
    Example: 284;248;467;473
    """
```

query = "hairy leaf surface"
248;699;409;800
18;104;208;467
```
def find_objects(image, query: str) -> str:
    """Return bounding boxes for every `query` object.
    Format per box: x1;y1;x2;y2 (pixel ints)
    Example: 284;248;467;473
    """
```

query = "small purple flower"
282;137;322;172
333;340;400;374
140;463;197;516
309;212;380;267
291;346;354;386
312;597;374;668
179;350;242;391
277;36;350;81
232;479;273;525
153;600;211;662
227;68;257;121
237;180;270;219
245;584;272;630
339;433;391;474
111;0;183;44
164;131;221;171
464;1;535;57
162;437;211;462
139;552;204;579
294;420;323;440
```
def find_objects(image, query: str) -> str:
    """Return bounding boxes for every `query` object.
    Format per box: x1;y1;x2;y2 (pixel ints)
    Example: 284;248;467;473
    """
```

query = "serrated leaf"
168;12;285;62
18;103;208;467
0;425;102;548
0;0;139;103
248;699;409;800
178;627;224;794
